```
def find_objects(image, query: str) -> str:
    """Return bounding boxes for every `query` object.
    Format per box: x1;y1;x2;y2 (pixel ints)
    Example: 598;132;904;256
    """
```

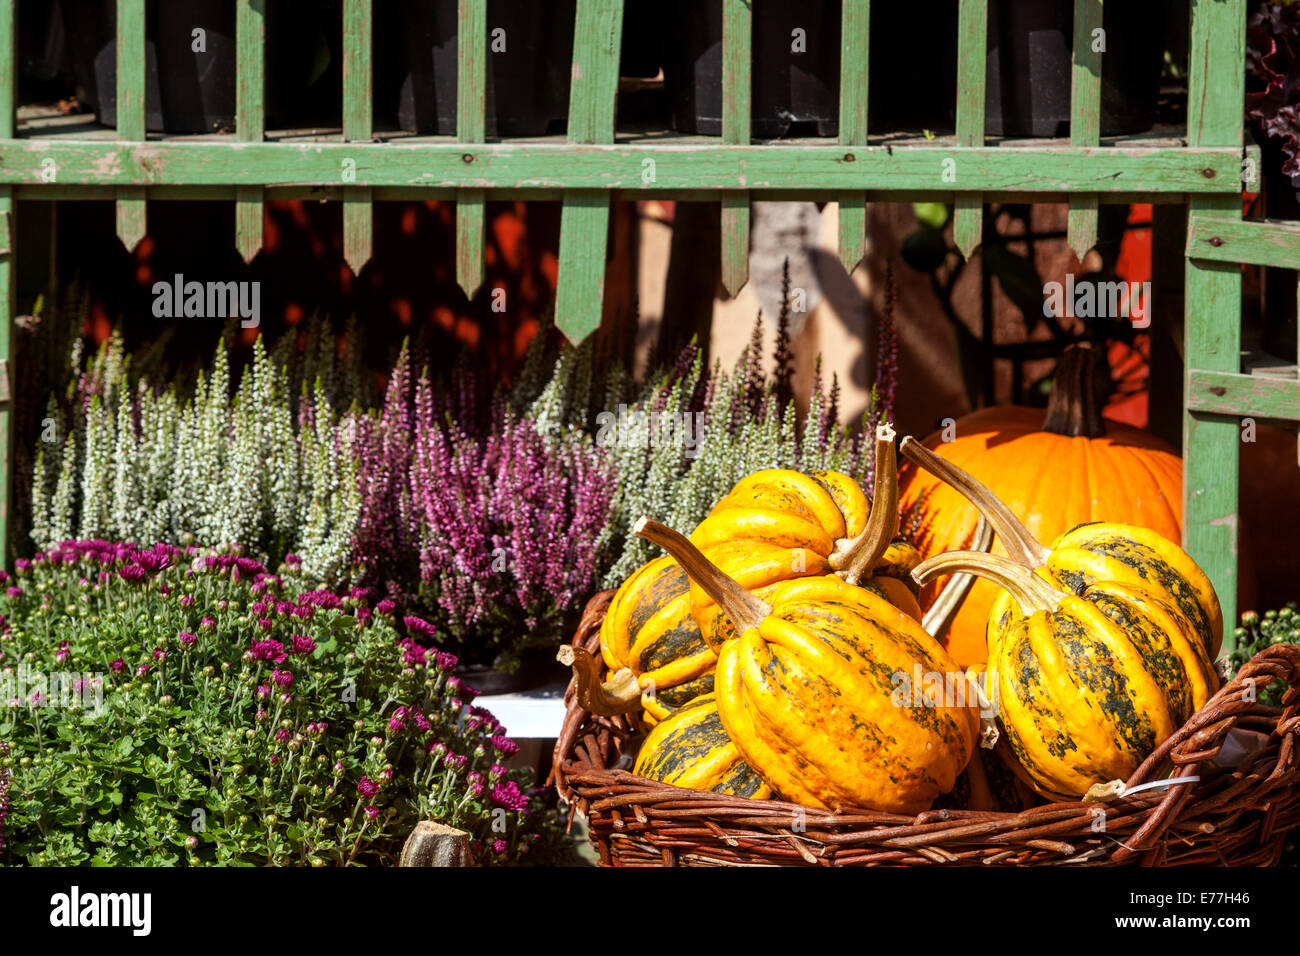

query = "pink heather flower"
492;735;518;757
256;684;271;699
179;631;198;646
109;658;125;673
364;805;379;821
357;776;380;799
275;729;291;742
249;638;287;662
490;780;528;812
376;599;396;616
492;840;508;855
290;635;317;655
136;664;150;676
271;669;294;687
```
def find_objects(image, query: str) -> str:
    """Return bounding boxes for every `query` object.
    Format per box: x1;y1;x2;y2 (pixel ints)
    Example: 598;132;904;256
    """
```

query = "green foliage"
0;545;568;866
1227;603;1300;708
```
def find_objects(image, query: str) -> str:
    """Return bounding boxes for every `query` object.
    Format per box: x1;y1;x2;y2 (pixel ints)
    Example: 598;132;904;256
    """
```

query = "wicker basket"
552;591;1300;866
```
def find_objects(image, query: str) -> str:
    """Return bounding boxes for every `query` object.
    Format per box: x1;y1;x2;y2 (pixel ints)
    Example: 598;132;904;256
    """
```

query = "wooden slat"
342;0;373;273
838;0;870;273
1187;370;1300;421
556;0;624;342
952;0;988;258
720;0;752;296
115;0;147;251
1183;0;1248;642
0;0;13;564
235;0;265;262
456;0;488;297
1067;0;1103;260
1187;216;1300;270
0;141;1247;193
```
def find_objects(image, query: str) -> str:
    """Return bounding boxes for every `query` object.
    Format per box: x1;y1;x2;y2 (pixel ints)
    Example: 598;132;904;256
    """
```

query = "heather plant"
0;542;569;866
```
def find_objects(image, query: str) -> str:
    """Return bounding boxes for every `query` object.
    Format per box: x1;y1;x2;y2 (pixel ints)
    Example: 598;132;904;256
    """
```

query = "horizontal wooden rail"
1187;216;1300;270
1187;369;1300;422
0;142;1248;192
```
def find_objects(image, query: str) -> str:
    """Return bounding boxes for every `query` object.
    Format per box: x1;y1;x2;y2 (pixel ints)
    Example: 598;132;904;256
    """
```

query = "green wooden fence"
0;0;1284;649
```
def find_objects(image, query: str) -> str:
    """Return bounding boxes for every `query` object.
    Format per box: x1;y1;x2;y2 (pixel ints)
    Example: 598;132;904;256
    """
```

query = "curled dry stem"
921;514;993;636
899;436;1050;569
556;644;642;716
634;516;772;634
913;550;1068;617
830;421;901;585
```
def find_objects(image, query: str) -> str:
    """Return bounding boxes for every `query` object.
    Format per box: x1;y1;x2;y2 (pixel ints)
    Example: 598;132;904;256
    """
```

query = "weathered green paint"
1187;215;1300;269
1186;369;1300;421
236;0;265;262
1067;0;1103;260
115;0;147;251
953;0;987;258
1183;0;1247;644
342;0;373;273
0;140;1246;192
556;0;624;342
720;0;752;296
838;0;869;273
456;0;488;296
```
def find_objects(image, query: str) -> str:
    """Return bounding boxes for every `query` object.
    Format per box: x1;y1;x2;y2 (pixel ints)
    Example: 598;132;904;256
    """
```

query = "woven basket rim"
551;590;1300;866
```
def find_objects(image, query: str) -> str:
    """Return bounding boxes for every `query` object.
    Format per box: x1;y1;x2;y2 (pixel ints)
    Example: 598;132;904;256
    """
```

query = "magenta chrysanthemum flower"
357;776;380;799
109;658;125;673
256;684;271;699
136;664;150;676
271;668;294;687
249;638;287;662
275;729;291;742
152;647;167;661
290;635;317;655
5;587;22;599
435;651;458;672
492;735;519;757
364;805;379;821
178;631;198;646
402;615;437;638
490;780;528;811
492;839;508;855
118;565;147;583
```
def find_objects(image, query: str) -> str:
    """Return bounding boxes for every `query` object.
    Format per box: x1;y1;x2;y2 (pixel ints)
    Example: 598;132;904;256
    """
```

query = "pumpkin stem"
1042;343;1107;438
832;422;901;584
899;436;1051;569
556;645;643;716
922;514;993;635
634;516;772;634
912;551;1069;615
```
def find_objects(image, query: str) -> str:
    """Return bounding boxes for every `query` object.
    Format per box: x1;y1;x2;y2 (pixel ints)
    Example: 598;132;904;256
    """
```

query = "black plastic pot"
60;0;236;134
665;0;841;138
986;0;1167;138
382;0;575;138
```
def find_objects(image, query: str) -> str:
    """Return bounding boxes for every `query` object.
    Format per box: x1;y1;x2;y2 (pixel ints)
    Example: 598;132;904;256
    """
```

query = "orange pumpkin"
898;345;1183;669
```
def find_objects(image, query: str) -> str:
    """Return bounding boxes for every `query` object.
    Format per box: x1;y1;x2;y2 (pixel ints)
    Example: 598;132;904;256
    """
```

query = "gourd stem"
555;645;642;716
831;421;900;584
912;551;1068;616
899;436;1051;569
634;516;772;634
1041;343;1107;438
921;515;993;635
